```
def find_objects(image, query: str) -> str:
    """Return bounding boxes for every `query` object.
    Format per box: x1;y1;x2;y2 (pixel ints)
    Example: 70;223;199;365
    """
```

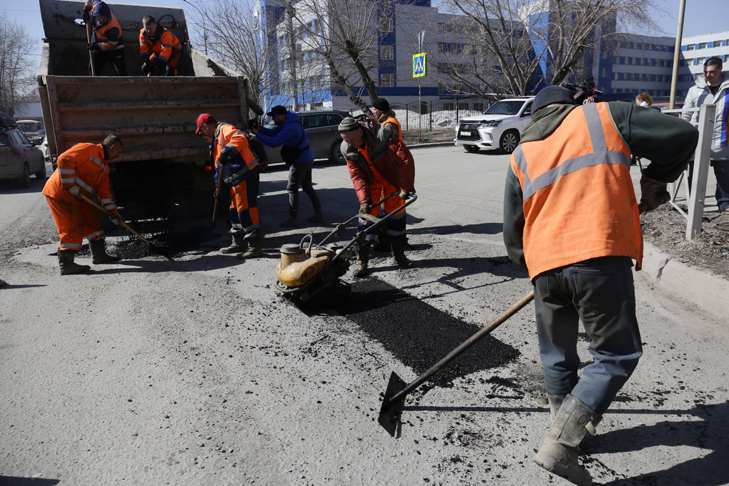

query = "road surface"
1;147;727;485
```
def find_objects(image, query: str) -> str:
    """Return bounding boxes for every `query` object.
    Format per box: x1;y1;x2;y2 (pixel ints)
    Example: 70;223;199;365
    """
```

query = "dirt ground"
641;203;729;280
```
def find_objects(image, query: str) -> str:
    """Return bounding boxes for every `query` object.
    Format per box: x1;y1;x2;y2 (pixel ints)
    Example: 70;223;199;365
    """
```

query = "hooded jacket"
682;78;729;160
254;112;314;164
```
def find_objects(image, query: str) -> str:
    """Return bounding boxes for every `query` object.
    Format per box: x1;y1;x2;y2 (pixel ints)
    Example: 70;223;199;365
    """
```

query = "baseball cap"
195;113;216;135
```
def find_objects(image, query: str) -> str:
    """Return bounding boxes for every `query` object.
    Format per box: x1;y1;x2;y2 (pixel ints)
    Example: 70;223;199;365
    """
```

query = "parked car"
454;97;534;154
15;119;46;146
0;126;47;188
261;110;349;165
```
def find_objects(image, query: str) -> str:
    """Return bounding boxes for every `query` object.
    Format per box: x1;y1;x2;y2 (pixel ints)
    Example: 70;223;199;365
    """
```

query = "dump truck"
37;0;260;235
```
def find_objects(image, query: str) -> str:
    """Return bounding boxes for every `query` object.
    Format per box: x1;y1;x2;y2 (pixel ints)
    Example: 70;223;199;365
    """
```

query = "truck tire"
499;130;520;154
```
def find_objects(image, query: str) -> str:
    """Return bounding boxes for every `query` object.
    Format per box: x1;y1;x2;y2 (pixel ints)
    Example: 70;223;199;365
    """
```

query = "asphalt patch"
325;278;520;387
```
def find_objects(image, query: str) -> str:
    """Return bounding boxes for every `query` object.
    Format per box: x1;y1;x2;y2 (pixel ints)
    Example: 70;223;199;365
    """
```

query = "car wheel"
18;162;31;188
329;140;345;164
463;145;480;153
35;162;46;180
499;130;520;154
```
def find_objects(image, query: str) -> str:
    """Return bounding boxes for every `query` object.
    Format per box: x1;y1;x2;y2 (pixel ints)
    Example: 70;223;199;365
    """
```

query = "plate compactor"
275;193;417;305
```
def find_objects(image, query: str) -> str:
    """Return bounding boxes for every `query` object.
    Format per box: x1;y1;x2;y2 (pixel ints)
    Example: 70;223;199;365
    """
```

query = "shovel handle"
78;193;147;243
387;290;535;405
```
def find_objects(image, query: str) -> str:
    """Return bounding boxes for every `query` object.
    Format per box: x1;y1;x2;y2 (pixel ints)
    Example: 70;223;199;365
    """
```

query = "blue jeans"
533;257;643;415
714;161;729;212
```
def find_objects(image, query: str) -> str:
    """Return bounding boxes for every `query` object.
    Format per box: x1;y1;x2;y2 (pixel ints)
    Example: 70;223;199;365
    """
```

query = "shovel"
378;291;534;437
78;193;176;262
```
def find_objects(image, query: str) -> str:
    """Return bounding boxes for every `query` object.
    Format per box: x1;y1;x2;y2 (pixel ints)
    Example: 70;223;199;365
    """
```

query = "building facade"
680;31;729;97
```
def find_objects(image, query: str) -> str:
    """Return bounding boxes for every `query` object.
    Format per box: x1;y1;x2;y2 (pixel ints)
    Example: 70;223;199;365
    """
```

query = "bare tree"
292;0;381;111
190;0;270;104
441;0;655;97
0;15;34;115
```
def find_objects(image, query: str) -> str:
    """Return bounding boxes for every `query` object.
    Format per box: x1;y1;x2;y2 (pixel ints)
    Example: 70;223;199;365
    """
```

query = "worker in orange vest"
503;86;698;485
338;117;412;277
84;1;126;75
196;113;264;258
43;134;124;275
138;15;182;76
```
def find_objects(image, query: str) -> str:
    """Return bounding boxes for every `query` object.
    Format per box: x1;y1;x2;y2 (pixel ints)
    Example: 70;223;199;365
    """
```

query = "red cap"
195;113;216;135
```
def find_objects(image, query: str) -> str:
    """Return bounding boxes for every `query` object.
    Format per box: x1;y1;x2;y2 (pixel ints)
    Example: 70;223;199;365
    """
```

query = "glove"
359;201;371;215
639;175;670;213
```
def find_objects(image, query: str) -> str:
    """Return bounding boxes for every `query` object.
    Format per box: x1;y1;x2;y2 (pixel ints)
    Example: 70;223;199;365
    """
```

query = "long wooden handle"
388;291;535;405
85;22;96;76
78;193;145;242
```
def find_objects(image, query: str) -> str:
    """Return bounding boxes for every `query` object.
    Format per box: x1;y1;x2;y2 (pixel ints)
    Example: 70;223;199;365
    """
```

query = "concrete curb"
407;141;454;149
641;240;729;321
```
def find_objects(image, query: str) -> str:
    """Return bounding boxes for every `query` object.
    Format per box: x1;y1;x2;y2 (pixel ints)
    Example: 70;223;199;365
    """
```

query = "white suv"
454;97;534;154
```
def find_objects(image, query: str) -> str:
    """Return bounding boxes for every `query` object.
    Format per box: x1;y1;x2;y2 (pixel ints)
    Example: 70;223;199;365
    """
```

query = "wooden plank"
58;100;241;112
686;103;716;240
64;124;194;138
112;147;205;163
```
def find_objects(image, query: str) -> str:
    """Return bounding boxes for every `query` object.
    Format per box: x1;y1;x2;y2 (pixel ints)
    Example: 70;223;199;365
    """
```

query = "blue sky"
3;0;728;59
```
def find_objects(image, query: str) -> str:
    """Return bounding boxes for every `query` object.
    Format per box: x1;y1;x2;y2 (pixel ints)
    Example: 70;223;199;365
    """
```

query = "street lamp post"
669;0;686;109
417;30;425;143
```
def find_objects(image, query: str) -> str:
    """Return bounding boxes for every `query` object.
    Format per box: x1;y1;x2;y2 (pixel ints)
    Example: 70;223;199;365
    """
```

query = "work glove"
358;201;371;215
639;175;670;213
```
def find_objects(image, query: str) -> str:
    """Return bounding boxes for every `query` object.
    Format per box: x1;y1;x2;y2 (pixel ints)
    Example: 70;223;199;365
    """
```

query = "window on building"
381;45;394;61
693;58;702;65
698;42;707;49
457;102;469;110
618;72;624;80
473;102;484;112
619;56;625;64
438;42;464;55
685;44;694;50
380;16;393;33
651;58;657;66
443;102;454;111
627;57;633;65
379;72;395;87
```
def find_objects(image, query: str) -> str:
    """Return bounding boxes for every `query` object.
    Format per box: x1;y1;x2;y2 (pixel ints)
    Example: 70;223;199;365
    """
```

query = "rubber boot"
221;232;246;254
585;415;602;436
90;239;120;264
353;242;370;278
534;394;594;486
391;237;412;269
239;235;263;259
548;395;564;422
58;250;91;276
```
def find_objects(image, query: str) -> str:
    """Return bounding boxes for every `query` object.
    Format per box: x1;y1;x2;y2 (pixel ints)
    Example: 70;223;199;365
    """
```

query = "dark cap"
337;117;361;133
267;105;288;117
371;98;390;112
532;86;575;114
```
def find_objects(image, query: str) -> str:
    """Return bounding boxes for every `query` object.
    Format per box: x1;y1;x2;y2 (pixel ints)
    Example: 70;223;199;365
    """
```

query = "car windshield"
17;121;41;132
485;100;525;115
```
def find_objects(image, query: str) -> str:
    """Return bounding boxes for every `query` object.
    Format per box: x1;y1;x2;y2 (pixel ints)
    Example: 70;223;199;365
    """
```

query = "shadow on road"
0;284;47;289
0;477;60;486
315;278;520;387
590;401;729;486
408;222;503;236
0;177;45;195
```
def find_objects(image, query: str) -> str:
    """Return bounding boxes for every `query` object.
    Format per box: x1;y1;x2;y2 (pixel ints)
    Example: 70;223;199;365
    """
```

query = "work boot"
391;237;413;269
585;415;602;436
535;394;594;486
239;236;263;259
58;250;91;276
90;239;121;264
353;242;370;278
548;394;564;422
221;232;246;254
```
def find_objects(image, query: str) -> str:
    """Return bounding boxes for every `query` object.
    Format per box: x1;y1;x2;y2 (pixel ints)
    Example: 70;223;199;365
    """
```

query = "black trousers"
91;49;127;76
287;162;321;216
533;256;643;415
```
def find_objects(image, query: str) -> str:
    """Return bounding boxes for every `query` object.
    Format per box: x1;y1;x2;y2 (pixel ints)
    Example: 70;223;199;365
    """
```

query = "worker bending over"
139;15;182;76
503;86;698;485
338;117;412;277
196;113;264;258
84;0;126;75
43;135;124;275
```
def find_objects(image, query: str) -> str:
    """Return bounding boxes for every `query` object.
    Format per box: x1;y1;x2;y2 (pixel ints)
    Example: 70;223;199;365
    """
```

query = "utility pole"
669;0;686;109
284;0;300;111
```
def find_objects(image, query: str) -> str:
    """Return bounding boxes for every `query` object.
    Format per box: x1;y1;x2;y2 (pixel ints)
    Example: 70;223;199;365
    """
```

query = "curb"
641;240;729;321
407;141;454;149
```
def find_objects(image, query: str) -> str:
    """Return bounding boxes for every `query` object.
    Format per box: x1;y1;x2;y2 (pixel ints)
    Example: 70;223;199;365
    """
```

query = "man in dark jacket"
251;106;323;226
503;86;698;485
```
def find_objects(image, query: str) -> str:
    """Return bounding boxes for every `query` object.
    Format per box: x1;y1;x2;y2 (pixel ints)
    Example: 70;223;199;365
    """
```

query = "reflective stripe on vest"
510;102;642;279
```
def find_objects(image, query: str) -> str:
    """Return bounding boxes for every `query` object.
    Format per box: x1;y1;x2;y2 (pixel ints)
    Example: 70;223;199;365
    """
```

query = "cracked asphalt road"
1;147;727;485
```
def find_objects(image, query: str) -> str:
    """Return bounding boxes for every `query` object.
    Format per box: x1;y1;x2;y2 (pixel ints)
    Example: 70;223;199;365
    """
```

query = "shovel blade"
378;371;407;437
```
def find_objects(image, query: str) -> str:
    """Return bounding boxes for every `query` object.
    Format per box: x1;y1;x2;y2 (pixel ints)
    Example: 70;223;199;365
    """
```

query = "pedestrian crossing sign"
412;52;427;79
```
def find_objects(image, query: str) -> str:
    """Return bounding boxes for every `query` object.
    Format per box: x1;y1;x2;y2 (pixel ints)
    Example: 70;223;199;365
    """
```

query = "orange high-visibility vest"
139;28;181;67
382;115;404;144
42;143;116;211
95;14;124;50
381;114;415;191
509;102;642;279
212;123;257;169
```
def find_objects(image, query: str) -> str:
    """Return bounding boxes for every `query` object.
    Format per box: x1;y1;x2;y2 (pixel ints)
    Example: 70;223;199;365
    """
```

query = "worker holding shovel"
503;86;698;485
42;134;124;275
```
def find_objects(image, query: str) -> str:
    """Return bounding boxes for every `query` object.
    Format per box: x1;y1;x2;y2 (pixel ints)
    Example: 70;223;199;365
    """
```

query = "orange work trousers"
45;195;104;251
